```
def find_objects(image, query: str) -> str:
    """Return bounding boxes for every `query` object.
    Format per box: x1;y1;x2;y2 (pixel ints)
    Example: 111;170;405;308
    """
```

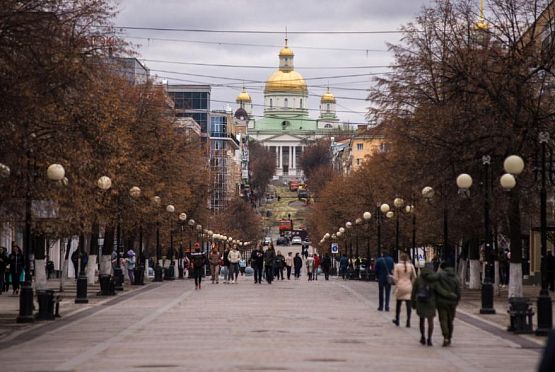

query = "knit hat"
127;249;135;256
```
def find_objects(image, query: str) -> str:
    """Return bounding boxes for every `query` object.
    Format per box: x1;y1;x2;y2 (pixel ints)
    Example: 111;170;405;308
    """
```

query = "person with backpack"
436;263;461;347
275;251;285;280
339;254;349;280
222;245;231;283
190;243;206;290
392;253;416;328
293;253;302;279
411;267;437;346
375;251;394;312
321;253;332;280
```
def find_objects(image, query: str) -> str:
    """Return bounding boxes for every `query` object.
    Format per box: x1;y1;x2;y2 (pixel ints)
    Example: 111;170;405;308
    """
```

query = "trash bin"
507;297;534;334
133;266;145;285
36;289;55;320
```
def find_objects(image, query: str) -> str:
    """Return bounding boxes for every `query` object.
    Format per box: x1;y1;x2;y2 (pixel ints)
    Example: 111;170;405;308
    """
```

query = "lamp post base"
535;289;553;336
113;267;124;291
16;284;35;323
480;281;496;314
75;273;89;304
153;265;164;282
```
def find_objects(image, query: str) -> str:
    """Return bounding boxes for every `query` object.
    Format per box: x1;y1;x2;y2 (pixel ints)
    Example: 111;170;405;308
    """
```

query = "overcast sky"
114;0;433;123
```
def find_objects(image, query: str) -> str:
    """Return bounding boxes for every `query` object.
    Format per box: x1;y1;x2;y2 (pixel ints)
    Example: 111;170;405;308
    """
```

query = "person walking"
222;245;231;283
392;253;416;328
264;245;276;284
306;254;315;281
251;243;264;284
190;243;206;290
293;253;302;279
375;250;394;312
208;245;221;284
228;244;241;284
275;250;285;280
0;247;7;294
339;254;349;280
313;253;320;281
9;245;24;295
436;263;461;347
411;267;438;346
126;249;136;284
285;252;293;280
239;257;246;276
71;249;79;279
321;253;332;280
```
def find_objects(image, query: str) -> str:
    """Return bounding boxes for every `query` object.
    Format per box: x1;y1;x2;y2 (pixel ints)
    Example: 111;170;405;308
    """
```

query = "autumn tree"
248;141;276;203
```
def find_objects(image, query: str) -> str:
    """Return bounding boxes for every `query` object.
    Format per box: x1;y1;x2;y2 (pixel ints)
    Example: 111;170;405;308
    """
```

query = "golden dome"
321;90;336;104
236;89;251;103
279;46;294;57
264;70;307;94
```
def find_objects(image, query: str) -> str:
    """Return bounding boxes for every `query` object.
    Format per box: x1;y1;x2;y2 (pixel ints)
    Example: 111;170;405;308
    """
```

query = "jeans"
286;266;292;280
127;269;135;284
378;281;391;310
210;264;220;282
254;265;263;283
265;265;273;283
223;265;230;282
438;304;456;340
294;267;301;278
275;266;284;280
323;269;330;280
229;263;239;281
194;267;203;287
11;271;21;292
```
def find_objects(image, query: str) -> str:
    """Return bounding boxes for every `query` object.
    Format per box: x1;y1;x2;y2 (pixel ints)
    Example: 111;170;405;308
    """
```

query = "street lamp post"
377;203;390;257
166;204;175;280
536;132;554;335
129;186;143;286
178;212;187;279
345;222;353;257
363;212;372;260
393;197;405;262
355;218;362;257
153;196;163;282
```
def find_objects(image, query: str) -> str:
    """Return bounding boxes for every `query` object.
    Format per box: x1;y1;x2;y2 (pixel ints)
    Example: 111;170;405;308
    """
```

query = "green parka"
436;267;461;307
411;268;438;318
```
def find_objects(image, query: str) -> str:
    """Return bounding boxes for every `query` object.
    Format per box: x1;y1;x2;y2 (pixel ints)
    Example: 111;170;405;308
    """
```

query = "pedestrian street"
0;275;542;371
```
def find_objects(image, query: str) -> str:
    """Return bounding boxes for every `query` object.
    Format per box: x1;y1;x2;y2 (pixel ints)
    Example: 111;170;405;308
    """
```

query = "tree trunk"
508;187;523;297
494;260;500;296
100;225;114;275
468;238;481;289
508;263;523;299
33;235;47;290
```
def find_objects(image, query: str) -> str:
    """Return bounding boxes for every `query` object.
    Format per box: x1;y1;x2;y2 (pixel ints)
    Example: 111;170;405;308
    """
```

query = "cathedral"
235;40;343;179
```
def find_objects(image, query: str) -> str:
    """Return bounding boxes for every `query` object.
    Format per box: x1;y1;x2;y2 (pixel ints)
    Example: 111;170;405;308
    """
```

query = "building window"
378;143;387;153
356;158;361;165
356;143;363;151
284;98;288;108
300;99;303;108
270;98;273;108
327;103;330;112
324;124;332;128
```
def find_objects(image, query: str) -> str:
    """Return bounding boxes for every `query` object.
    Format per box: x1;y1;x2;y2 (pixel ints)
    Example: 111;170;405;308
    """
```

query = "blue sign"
331;243;338;254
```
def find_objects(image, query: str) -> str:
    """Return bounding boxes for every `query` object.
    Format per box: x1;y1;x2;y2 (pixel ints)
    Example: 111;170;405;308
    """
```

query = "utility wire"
143;58;391;70
112;26;404;35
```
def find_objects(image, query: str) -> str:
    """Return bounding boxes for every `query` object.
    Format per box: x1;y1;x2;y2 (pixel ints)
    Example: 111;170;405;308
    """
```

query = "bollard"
113;266;124;291
508;297;534;334
133;266;145;285
16;284;35;323
153;265;164;282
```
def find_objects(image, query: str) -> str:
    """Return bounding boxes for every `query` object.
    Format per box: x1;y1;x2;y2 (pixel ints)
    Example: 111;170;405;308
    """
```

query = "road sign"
331;243;338;254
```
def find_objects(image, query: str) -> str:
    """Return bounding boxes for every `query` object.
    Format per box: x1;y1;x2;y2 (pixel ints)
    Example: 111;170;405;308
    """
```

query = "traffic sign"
331;243;338;254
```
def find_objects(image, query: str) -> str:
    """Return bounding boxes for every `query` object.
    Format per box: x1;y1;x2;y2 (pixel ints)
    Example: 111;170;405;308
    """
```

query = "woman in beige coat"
392;253;416;327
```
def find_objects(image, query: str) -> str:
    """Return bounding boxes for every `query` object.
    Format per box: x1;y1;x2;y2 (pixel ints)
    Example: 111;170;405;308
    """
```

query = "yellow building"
350;129;386;171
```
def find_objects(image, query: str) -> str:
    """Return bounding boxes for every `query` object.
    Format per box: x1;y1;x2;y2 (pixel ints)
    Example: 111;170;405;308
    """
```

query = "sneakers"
420;336;426;345
427;338;433;346
442;339;451;347
392;319;399;327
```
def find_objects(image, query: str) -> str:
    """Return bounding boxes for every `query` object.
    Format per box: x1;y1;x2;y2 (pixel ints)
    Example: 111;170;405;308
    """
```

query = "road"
0;274;542;371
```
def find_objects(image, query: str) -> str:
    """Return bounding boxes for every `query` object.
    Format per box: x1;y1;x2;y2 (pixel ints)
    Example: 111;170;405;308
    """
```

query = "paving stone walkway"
0;274;544;371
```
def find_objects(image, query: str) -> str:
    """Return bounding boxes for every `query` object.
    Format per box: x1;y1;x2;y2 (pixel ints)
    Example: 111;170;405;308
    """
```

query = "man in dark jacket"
0;247;7;294
250;244;264;284
436;264;461;347
190;244;206;290
545;250;555;292
321;253;332;280
375;251;394;311
9;245;24;294
263;246;276;284
293;253;302;279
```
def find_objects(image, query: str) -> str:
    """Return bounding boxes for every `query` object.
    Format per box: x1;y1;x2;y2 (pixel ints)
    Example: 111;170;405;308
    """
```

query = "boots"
406;318;411;328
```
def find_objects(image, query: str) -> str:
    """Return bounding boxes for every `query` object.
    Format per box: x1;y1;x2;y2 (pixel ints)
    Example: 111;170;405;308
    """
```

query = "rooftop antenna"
476;0;488;31
285;26;288;46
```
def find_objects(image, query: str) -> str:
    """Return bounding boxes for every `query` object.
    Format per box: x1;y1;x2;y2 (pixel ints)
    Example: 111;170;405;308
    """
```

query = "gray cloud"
114;0;433;123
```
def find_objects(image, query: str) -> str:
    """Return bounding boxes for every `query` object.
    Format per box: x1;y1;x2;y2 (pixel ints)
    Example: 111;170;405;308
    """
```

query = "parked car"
298;189;309;199
263;236;272;246
276;236;289;246
291;236;303;245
